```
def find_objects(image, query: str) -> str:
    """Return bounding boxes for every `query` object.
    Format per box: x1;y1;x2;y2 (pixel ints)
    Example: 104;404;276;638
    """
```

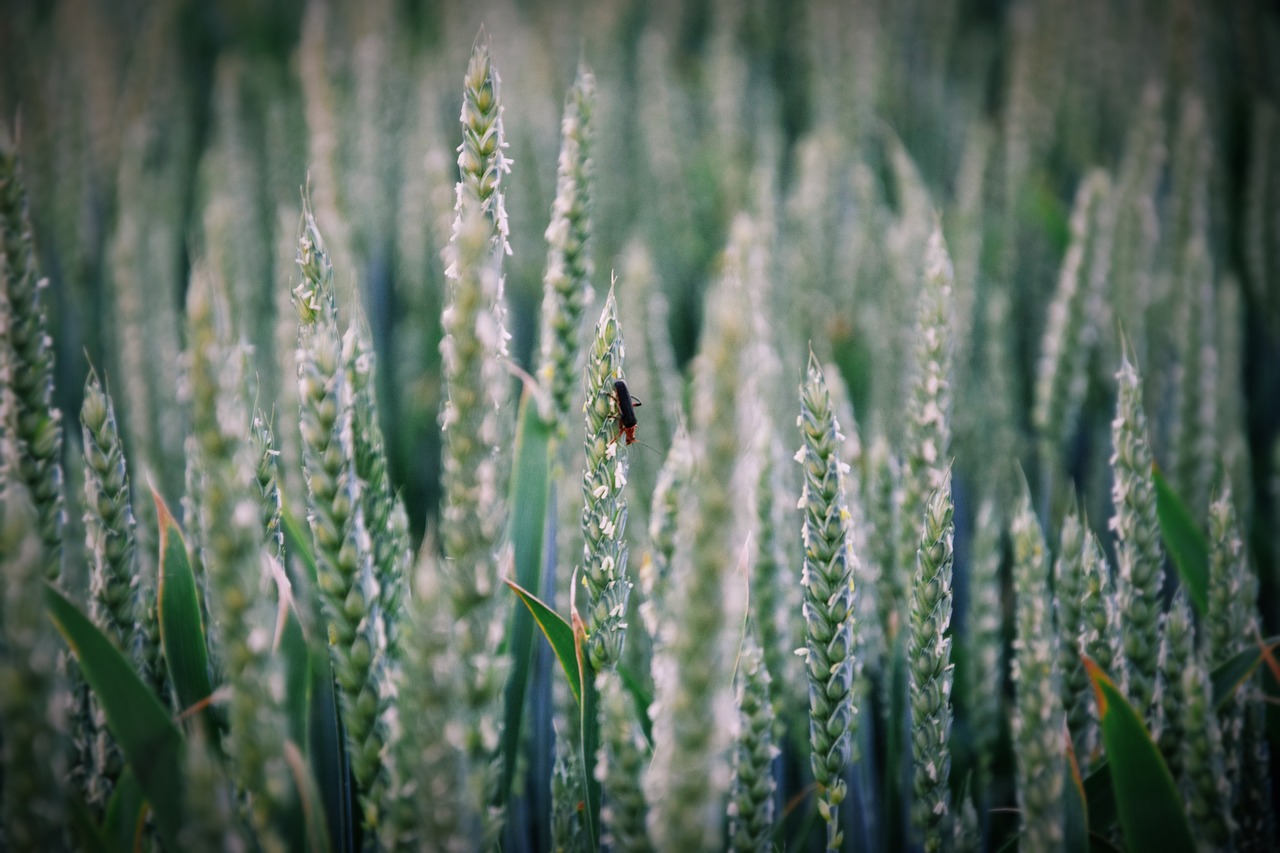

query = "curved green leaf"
1084;658;1194;853
1064;738;1089;853
310;653;353;853
282;502;319;585
884;638;910;852
617;664;653;745
1078;637;1280;840
102;767;146;853
1212;636;1280;706
280;601;312;752
498;391;554;810
152;489;216;726
505;574;600;849
283;494;342;851
1082;761;1116;837
45;583;186;850
1152;468;1208;615
279;602;320;853
506;577;580;706
573;609;600;852
284;739;333;853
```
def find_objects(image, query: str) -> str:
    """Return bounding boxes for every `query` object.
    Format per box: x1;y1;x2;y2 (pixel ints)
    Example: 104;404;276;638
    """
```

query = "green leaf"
152;489;217;730
1064;739;1089;853
1084;658;1195;853
283;740;334;853
282;502;319;586
883;638;910;852
45;583;186;850
1212;636;1280;707
280;602;312;753
1082;761;1116;838
505;575;600;850
617;664;653;745
506;577;581;706
1152;468;1209;615
497;390;554;811
102;767;146;853
1078;637;1280;840
573;608;601;853
285;510;349;852
310;652;353;853
279;603;319;853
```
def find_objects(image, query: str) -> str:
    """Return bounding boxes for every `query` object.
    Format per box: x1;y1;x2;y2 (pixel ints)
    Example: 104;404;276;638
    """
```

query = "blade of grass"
280;602;312;752
102;768;146;853
572;608;601;852
281;502;319;585
285;494;349;849
1213;636;1280;705
1084;657;1195;853
45;583;186;850
884;639;910;851
1064;737;1089;853
504;571;599;845
497;389;554;812
1082;761;1116;838
1072;637;1280;842
1259;632;1280;745
1152;468;1208;615
507;576;600;849
283;739;333;853
309;653;353;853
616;664;653;745
506;578;581;706
152;489;217;732
277;602;318;853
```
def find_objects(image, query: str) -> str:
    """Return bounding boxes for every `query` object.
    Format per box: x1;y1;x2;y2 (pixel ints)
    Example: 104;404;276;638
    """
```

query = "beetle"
612;379;641;445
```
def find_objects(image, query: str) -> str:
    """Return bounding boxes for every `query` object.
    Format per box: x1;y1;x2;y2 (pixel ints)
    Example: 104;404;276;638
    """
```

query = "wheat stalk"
80;366;143;810
727;633;777;852
537;63;597;434
1109;348;1164;713
185;264;290;851
908;473;954;850
1010;479;1065;850
0;140;65;581
292;202;393;841
797;352;856;853
580;284;631;672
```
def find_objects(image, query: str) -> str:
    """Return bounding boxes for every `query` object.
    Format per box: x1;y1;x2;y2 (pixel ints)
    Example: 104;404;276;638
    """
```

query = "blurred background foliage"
2;0;1279;623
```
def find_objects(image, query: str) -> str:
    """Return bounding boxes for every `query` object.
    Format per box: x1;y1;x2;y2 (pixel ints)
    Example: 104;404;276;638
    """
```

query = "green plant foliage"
307;641;351;853
101;768;145;853
152;490;215;727
1084;658;1196;853
281;503;319;584
1213;638;1280;707
505;576;601;849
505;578;581;712
3;3;1279;850
1063;749;1089;853
497;386;553;812
45;583;186;850
1152;468;1209;616
797;352;857;852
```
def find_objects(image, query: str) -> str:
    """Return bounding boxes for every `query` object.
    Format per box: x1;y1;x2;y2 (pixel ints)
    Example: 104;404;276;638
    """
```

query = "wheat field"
1;0;1278;850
